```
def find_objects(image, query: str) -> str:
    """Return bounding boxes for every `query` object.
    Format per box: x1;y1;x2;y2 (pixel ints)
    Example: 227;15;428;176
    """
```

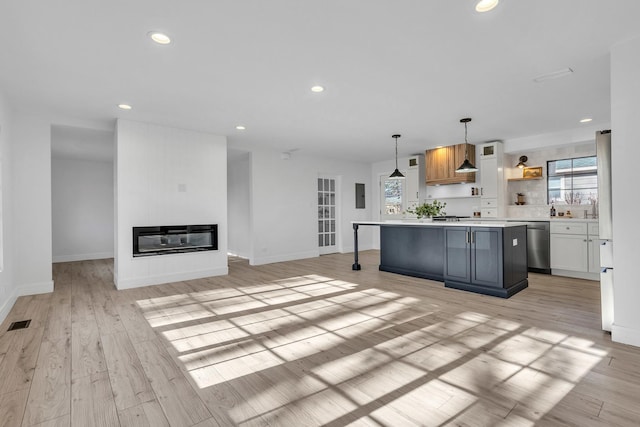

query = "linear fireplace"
133;224;218;257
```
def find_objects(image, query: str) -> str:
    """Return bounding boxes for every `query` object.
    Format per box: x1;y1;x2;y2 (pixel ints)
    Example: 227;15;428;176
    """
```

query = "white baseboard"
115;267;229;290
612;323;640;348
53;252;113;263
0;280;54;325
0;290;17;325
550;269;599;281
17;280;54;296
250;250;318;266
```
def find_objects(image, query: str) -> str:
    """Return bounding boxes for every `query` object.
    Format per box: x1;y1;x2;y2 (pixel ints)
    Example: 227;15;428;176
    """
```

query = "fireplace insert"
133;224;218;257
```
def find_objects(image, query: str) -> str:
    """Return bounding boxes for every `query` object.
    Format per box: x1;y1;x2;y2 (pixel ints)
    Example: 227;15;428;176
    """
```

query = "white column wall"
610;35;640;347
227;150;251;259
249;149;372;265
52;157;114;262
114;120;228;289
11;113;54;295
0;92;16;323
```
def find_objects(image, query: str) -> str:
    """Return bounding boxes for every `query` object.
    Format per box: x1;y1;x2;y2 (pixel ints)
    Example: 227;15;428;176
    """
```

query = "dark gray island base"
354;221;528;298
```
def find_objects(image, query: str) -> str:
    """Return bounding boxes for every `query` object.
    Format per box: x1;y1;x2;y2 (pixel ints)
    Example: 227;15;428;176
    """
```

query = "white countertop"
353;220;528;228
474;217;598;223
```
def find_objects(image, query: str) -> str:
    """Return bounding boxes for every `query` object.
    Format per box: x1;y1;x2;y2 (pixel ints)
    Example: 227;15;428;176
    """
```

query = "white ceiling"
2;1;639;163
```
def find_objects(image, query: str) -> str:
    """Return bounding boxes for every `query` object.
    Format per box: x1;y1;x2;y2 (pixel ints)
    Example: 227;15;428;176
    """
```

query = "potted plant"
406;200;447;219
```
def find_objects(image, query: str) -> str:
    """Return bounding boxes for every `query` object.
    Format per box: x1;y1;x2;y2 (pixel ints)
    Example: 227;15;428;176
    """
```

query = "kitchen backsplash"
505;142;597;218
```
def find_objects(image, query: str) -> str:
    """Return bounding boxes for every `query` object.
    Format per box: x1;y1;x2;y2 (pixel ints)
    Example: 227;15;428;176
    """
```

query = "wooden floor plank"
133;338;211;427
100;332;154;411
71;316;106;380
0;327;46;396
22;335;71;426
70;371;119;427
0;389;29;427
117;399;170;427
28;414;70;427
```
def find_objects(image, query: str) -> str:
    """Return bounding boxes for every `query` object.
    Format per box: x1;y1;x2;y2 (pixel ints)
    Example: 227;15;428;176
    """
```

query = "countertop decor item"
455;118;479;173
406;200;446;219
523;166;542;178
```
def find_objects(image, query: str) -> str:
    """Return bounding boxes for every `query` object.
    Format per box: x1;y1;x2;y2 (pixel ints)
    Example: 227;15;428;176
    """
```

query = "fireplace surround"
133;224;218;257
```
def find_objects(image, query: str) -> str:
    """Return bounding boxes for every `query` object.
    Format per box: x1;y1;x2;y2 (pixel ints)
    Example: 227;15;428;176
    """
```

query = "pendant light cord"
395;136;399;169
463;120;469;159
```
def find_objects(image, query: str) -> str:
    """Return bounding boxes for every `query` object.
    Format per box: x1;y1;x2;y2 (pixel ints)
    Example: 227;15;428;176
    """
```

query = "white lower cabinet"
551;234;589;271
550;221;599;279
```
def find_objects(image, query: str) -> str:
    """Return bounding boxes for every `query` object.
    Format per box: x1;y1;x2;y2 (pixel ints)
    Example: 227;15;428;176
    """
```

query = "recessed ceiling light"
235;125;246;130
118;104;132;110
475;0;499;13
311;86;324;93
580;118;593;123
148;31;171;45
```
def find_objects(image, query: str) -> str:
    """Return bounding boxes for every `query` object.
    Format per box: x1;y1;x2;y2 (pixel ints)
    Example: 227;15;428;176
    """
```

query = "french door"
318;176;338;254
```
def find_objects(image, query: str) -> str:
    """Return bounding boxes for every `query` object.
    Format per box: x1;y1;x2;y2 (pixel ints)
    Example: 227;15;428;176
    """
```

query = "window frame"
546;155;598;206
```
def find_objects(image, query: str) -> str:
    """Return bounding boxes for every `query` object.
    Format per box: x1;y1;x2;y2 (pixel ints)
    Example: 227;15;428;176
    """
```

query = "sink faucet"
591;199;598;219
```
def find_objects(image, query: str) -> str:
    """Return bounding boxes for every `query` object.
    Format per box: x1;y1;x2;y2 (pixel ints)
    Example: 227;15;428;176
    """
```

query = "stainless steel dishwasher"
523;221;550;274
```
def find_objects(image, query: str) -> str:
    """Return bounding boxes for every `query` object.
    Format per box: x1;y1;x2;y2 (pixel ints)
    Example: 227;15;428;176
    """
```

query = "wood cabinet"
425;143;476;185
443;225;528;298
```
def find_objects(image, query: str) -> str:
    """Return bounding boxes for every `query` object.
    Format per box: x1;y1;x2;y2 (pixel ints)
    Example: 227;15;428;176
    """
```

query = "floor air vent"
8;319;31;331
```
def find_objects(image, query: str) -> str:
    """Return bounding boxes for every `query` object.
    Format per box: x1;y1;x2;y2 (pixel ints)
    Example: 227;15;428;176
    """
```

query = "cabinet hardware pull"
466;231;470;244
471;231;475;244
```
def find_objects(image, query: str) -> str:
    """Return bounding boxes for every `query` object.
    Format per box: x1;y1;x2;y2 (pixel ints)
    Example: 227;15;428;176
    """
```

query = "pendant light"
455;118;478;173
389;134;405;179
516;155;528;168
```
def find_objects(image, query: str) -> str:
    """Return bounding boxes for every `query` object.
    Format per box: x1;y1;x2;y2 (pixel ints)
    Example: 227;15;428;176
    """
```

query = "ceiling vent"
533;68;574;83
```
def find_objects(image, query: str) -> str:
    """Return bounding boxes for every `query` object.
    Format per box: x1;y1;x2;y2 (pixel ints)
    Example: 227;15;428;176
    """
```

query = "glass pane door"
381;177;405;218
318;177;337;254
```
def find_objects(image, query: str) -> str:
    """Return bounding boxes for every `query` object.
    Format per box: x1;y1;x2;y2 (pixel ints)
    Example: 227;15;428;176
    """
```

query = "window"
381;177;404;217
547;156;598;205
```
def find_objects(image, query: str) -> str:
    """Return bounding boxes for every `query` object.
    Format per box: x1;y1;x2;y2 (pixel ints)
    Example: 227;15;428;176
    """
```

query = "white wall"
227;150;251;258
52;157;114;262
0;92;15;323
610;35;640;347
10;113;54;295
249;149;372;265
114;120;228;289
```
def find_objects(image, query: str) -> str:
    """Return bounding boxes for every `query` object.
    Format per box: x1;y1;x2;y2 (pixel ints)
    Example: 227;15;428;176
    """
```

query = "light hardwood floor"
1;251;640;426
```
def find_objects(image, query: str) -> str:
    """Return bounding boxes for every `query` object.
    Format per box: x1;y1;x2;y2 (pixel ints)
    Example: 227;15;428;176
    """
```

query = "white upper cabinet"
478;141;505;218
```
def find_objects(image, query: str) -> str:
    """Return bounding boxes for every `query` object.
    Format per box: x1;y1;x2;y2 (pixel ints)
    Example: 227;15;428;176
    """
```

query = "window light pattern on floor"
136;274;606;426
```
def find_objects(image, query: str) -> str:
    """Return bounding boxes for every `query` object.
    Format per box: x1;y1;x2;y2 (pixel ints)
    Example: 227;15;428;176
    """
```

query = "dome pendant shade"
389;168;405;178
455;118;478;173
455;158;478;173
389;134;405;179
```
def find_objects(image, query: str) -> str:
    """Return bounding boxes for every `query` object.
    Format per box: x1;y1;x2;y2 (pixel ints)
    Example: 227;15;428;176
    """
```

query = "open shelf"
426;195;481;200
507;176;544;182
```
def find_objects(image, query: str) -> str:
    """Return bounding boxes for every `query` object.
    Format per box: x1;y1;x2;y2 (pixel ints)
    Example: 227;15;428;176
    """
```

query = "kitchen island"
352;220;529;298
